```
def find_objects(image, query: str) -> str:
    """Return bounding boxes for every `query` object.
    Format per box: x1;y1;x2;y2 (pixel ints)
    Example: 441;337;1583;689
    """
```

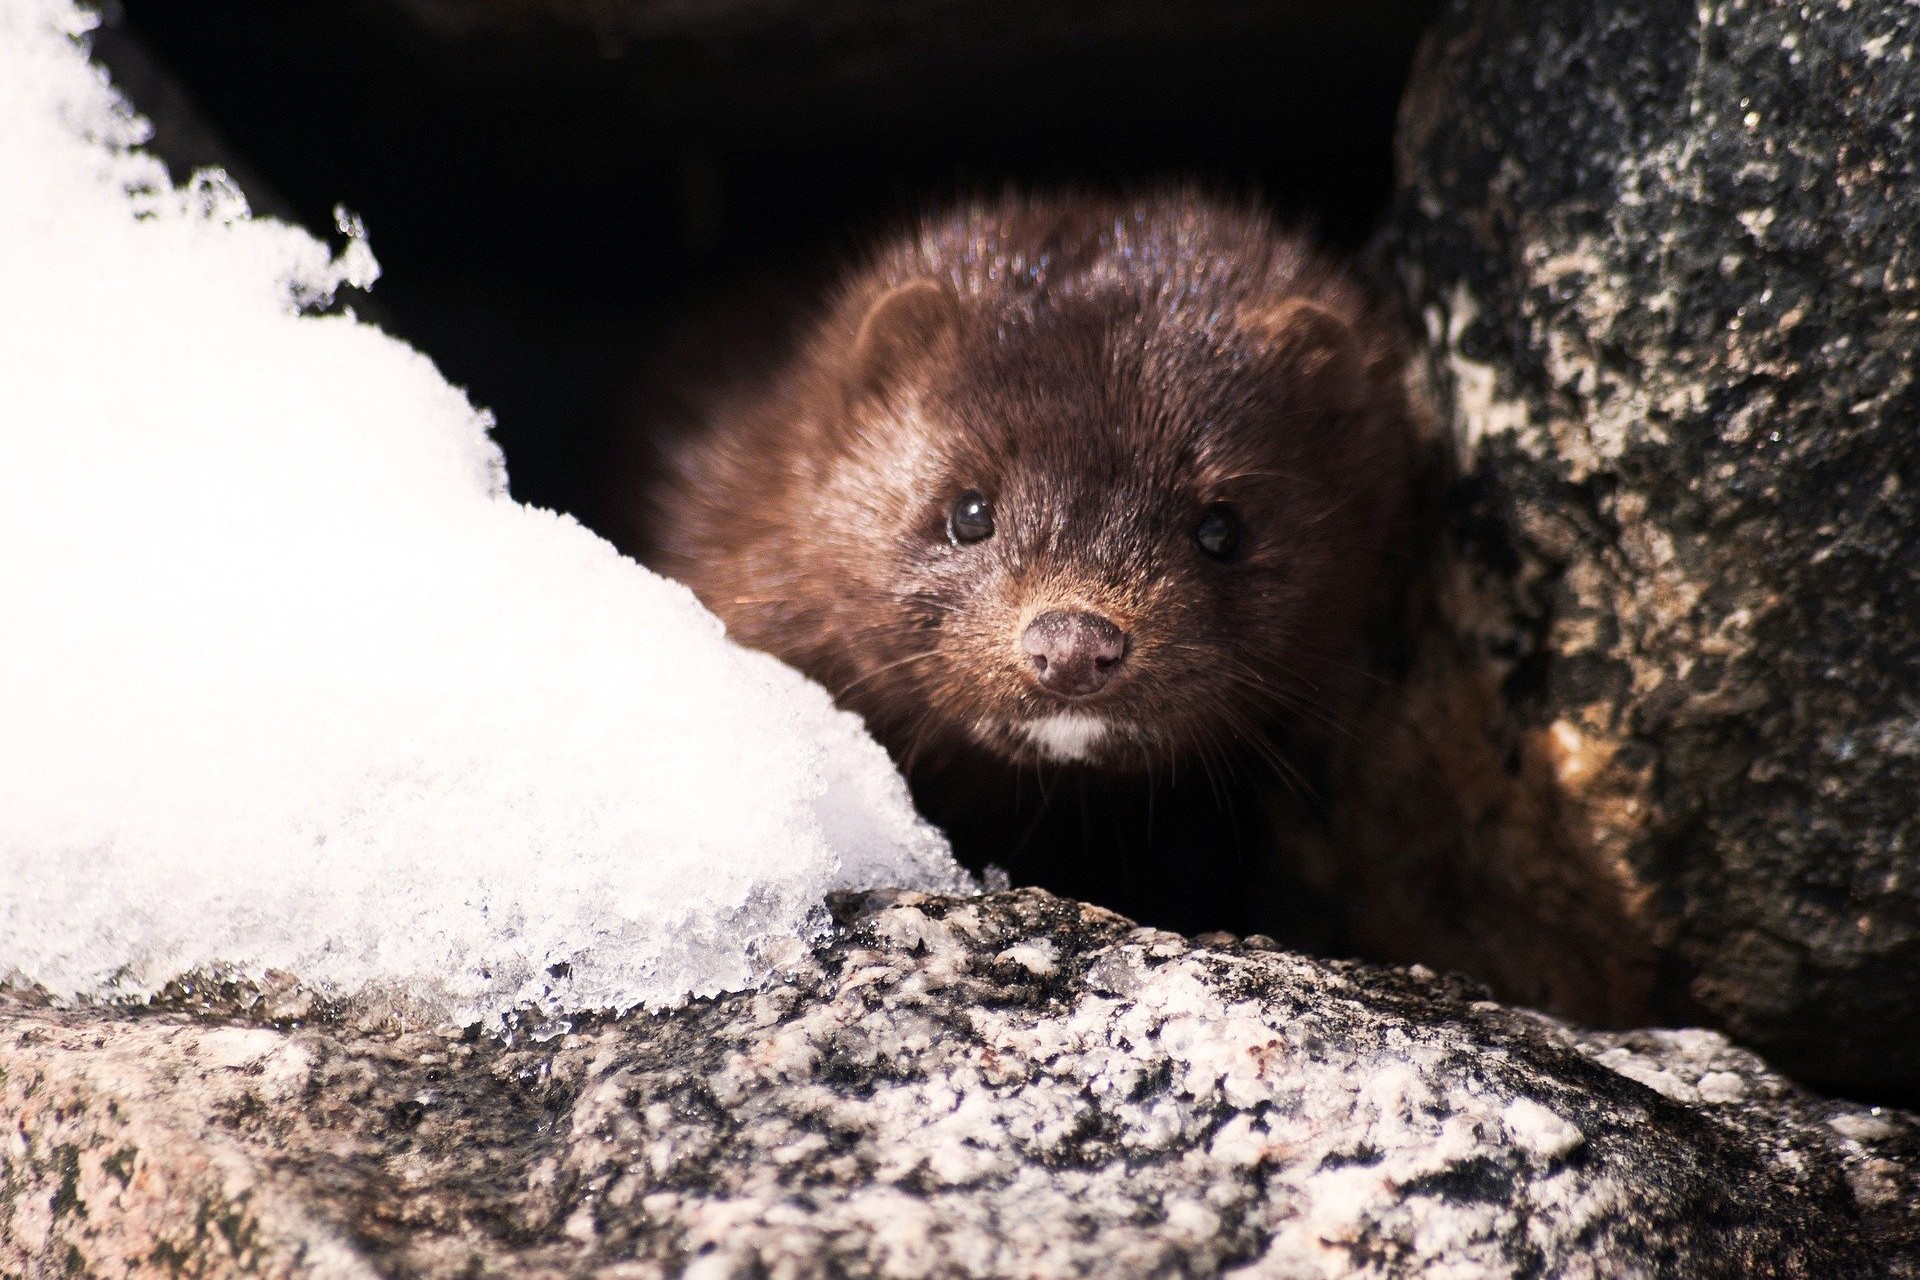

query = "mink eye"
948;490;995;544
1195;503;1242;561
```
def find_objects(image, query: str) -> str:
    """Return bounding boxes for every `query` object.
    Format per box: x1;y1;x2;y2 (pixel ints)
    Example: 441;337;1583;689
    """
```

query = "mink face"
645;194;1412;784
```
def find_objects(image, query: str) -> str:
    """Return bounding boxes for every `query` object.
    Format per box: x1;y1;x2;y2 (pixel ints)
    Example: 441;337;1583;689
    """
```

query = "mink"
625;192;1417;937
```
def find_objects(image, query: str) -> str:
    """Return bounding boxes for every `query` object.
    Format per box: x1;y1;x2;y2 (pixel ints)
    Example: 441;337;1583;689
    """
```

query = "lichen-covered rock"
4;891;1914;1277
1374;0;1920;1095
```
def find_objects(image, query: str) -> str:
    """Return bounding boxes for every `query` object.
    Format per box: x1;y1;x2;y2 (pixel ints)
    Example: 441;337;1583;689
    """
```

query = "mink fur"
624;192;1417;935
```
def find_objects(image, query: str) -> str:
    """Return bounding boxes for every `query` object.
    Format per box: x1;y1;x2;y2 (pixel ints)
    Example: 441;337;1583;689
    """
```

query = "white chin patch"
1016;713;1111;764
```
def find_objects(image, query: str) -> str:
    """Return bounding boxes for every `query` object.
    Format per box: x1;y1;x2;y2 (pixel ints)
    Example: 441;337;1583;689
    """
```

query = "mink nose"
1021;610;1130;697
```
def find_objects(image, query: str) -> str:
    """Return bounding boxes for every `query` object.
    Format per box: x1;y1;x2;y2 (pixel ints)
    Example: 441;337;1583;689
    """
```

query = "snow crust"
0;0;965;1027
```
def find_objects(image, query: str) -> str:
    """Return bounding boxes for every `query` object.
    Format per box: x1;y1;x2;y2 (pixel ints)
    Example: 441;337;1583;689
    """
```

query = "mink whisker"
832;648;945;702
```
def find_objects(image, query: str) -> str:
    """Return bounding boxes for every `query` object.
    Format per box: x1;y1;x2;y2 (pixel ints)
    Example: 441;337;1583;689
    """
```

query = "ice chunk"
0;0;967;1028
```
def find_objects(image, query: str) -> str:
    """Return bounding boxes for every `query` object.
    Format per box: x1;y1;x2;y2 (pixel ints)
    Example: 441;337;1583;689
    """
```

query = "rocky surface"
4;890;1916;1277
1364;0;1920;1095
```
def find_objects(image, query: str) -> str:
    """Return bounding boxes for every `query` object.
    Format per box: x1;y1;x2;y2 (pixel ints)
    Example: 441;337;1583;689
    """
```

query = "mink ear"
848;278;959;401
1241;297;1368;412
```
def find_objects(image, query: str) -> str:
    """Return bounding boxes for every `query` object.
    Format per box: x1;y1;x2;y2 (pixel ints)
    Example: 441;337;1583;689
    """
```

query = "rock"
1368;0;1920;1096
4;890;1915;1277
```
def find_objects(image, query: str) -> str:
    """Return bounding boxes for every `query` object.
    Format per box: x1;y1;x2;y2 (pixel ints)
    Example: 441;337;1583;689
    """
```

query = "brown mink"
628;192;1416;938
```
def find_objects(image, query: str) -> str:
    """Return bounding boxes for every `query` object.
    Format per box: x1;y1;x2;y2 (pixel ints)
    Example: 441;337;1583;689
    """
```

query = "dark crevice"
104;0;1441;527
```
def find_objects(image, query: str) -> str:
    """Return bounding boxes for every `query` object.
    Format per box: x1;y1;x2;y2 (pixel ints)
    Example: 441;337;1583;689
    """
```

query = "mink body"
628;193;1415;935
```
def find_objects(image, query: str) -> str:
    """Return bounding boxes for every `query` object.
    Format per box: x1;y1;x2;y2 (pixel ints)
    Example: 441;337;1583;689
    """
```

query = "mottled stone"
1370;0;1920;1095
4;891;1914;1277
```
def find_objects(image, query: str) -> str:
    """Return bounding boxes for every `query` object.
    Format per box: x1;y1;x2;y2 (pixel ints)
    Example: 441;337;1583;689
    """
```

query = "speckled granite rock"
1362;0;1920;1095
4;891;1915;1277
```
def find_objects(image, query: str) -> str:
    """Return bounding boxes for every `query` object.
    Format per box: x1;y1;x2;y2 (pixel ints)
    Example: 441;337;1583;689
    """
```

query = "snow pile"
0;0;965;1027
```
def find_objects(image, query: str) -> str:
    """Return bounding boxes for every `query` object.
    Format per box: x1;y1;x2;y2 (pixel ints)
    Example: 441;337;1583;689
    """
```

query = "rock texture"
1368;0;1920;1095
4;890;1916;1277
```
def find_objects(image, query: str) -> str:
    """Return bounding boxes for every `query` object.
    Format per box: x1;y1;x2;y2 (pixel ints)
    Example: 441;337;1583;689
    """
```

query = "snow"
0;0;966;1028
1500;1098;1584;1161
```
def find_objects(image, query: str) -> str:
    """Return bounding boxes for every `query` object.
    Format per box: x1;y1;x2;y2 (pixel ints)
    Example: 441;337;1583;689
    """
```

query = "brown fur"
633;192;1417;930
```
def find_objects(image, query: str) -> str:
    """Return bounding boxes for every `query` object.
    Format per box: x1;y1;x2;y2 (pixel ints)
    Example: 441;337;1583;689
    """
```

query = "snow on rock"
0;0;965;1028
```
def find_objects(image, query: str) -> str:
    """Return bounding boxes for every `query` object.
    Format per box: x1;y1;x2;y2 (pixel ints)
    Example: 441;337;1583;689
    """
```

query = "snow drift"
0;0;966;1027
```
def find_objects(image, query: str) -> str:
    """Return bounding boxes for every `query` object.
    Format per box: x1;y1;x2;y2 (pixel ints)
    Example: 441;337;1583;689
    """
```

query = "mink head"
657;195;1413;775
